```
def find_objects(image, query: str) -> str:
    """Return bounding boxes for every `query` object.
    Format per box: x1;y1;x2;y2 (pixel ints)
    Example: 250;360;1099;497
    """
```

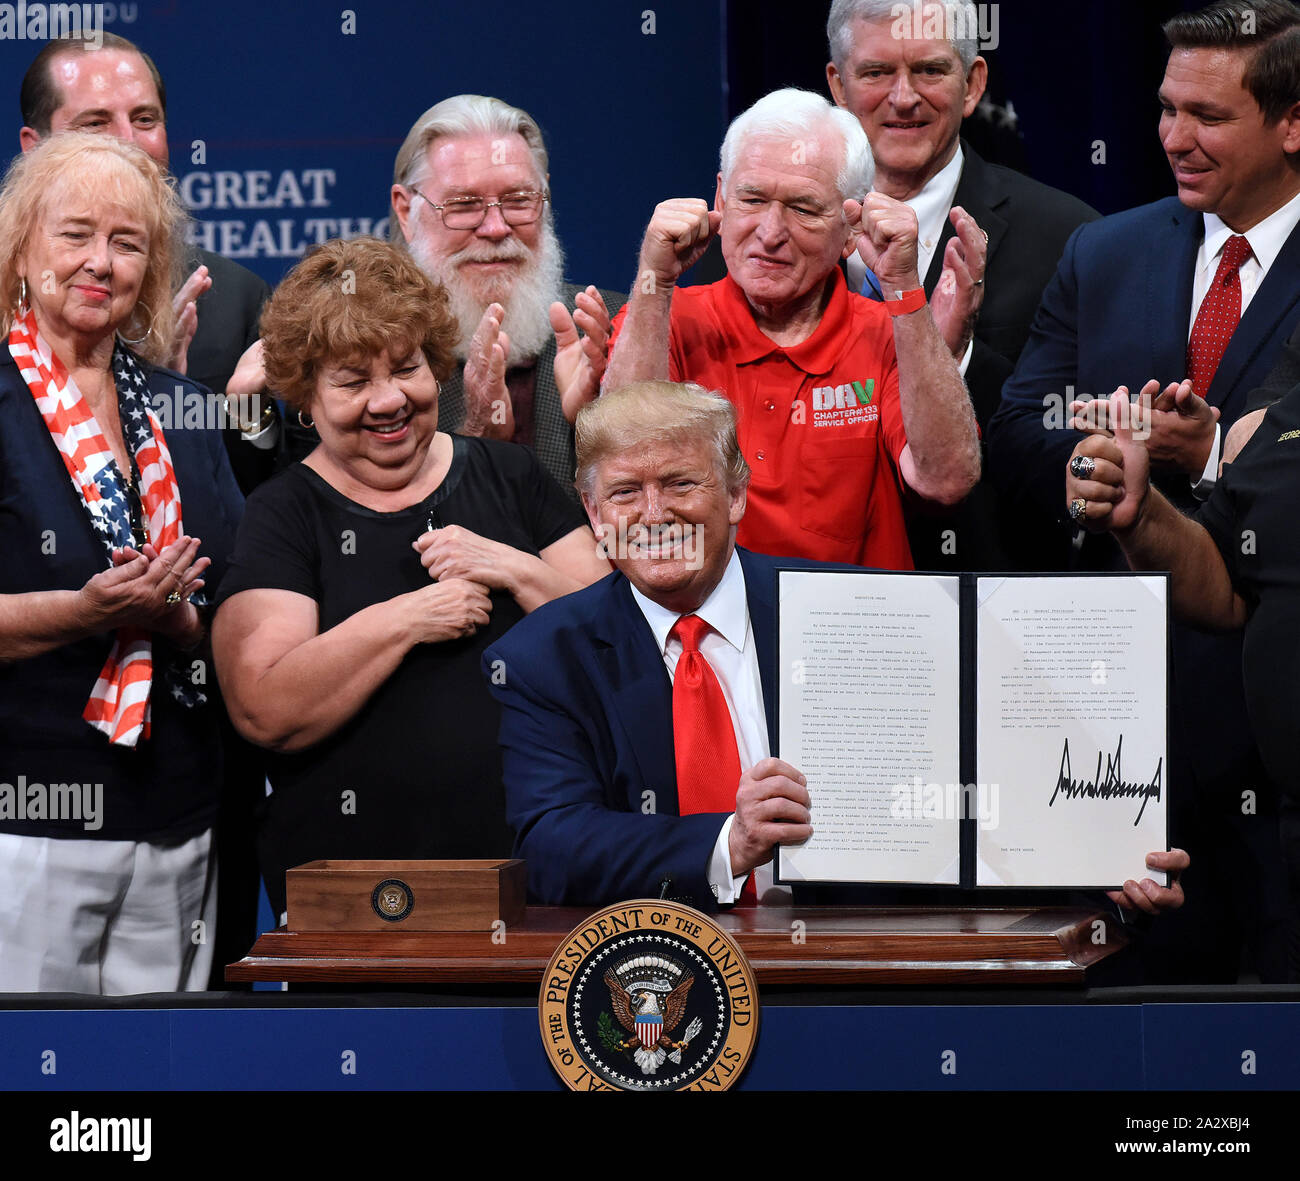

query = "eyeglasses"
408;186;548;230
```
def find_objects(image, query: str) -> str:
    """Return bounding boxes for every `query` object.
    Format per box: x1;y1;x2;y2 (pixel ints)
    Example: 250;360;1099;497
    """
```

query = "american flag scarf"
9;307;184;746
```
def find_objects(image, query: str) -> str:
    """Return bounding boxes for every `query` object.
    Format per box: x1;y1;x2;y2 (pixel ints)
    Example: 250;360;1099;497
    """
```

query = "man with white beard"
389;95;624;498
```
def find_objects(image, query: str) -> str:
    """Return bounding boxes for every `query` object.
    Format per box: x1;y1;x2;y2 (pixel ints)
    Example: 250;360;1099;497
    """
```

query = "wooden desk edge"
227;906;1126;986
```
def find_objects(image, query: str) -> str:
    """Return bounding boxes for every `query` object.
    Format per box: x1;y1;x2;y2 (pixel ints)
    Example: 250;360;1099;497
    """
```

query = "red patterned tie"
670;614;755;902
1187;234;1252;398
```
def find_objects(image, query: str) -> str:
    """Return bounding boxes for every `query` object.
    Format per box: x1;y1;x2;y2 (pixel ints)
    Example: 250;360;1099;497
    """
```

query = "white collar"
629;547;749;656
1201;188;1300;276
908;142;965;228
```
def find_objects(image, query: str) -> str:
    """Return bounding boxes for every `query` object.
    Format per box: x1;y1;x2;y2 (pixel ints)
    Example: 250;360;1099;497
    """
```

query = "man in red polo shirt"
601;88;981;567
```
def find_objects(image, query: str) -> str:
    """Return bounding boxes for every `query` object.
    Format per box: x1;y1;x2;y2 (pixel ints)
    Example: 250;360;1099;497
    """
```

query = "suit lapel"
1209;219;1300;409
1150;204;1200;384
592;573;680;812
738;548;777;751
925;145;1008;297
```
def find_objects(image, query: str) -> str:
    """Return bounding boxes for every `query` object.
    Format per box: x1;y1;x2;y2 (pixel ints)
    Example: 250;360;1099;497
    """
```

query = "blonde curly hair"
0;131;187;365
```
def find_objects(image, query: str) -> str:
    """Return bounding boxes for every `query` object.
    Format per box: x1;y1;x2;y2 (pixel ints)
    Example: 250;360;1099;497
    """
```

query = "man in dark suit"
988;0;1300;982
826;0;1099;570
387;95;622;500
484;381;1187;915
18;34;273;494
485;382;814;909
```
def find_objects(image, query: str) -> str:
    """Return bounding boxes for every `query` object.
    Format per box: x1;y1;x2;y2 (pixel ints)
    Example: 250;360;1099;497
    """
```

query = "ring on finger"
165;589;182;605
1068;497;1087;522
1069;455;1096;479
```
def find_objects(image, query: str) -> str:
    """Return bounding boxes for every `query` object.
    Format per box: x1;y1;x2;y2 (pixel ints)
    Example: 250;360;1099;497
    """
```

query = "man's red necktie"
1187;234;1252;398
670;613;755;902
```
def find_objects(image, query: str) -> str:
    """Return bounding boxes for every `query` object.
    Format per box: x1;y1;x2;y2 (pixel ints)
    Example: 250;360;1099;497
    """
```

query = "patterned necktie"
1187;234;1252;398
670;614;755;902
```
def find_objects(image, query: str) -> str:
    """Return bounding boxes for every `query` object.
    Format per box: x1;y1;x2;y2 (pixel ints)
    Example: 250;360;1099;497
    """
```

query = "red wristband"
882;287;927;316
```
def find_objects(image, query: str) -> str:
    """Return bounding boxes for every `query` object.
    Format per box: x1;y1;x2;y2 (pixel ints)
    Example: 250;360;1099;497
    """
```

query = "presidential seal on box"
538;900;759;1091
371;878;414;922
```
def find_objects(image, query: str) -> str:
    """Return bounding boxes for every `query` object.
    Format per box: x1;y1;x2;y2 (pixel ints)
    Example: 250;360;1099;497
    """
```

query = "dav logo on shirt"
811;379;879;427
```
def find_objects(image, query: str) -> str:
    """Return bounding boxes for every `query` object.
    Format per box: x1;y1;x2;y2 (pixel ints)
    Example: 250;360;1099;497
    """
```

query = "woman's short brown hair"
260;236;459;411
0;131;187;365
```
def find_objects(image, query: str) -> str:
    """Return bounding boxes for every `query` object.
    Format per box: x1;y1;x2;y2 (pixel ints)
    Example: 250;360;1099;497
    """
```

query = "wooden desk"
227;905;1126;985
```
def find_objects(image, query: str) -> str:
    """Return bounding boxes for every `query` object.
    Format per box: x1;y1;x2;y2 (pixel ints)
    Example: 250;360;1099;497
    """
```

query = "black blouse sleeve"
516;445;588;553
1195;472;1242;589
214;469;322;606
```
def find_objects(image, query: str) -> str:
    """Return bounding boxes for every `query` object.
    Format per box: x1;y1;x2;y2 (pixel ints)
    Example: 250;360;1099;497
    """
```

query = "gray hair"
827;0;980;72
576;382;751;500
391;94;549;190
719;88;874;202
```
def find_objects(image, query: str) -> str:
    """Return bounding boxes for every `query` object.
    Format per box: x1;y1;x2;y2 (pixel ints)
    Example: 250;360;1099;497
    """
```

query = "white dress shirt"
628;548;784;903
1189;188;1300;492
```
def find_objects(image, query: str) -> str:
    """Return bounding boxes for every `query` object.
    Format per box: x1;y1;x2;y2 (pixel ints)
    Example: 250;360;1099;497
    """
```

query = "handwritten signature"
1049;735;1162;825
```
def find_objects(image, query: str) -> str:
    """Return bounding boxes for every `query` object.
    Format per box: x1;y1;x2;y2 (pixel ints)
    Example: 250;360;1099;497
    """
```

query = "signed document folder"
774;570;1169;891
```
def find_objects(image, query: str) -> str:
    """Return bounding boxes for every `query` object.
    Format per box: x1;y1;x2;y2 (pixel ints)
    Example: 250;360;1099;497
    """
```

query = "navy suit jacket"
483;547;780;911
987;195;1300;569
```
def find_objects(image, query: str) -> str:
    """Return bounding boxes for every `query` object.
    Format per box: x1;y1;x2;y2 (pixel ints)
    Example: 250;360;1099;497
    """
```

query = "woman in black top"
211;238;608;914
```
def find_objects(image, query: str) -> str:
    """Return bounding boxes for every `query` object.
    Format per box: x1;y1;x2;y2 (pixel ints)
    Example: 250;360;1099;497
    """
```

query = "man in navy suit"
988;0;1300;982
989;0;1300;564
484;381;1188;915
484;382;814;910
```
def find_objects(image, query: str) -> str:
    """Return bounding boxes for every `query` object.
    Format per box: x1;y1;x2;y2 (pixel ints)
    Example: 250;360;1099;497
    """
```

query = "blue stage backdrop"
0;0;728;292
0;0;1215;292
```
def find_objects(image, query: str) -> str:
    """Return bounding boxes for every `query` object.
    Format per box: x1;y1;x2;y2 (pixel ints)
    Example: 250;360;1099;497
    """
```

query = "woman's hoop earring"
297;408;315;429
16;276;30;317
117;301;154;347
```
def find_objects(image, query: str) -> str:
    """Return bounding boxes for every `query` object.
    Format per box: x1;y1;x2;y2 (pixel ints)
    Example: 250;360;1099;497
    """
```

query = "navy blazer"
483;546;780;910
0;349;244;841
987;195;1300;569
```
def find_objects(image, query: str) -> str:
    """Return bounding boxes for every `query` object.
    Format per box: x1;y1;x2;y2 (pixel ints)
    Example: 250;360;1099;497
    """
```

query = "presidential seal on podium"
538;900;760;1091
